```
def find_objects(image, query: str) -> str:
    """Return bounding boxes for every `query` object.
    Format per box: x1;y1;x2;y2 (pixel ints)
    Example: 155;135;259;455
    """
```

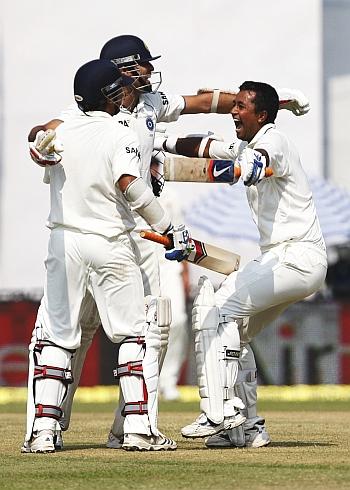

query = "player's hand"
238;149;267;186
277;88;310;116
29;129;64;167
165;224;194;262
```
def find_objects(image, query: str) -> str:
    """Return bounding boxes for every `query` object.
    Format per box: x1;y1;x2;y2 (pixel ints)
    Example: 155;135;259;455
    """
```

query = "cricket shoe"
106;430;123;449
245;424;271;448
122;432;177;451
21;430;55;453
205;424;271;448
181;412;246;439
53;430;63;450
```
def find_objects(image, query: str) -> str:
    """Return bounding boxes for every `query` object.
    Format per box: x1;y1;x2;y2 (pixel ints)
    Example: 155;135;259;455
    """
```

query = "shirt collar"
248;123;275;147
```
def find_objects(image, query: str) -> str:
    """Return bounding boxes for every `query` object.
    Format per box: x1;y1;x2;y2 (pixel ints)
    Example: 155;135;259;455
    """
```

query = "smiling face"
231;90;267;142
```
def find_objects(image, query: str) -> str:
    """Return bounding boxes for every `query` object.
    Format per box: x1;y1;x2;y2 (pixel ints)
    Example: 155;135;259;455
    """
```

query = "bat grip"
234;165;273;179
140;230;172;249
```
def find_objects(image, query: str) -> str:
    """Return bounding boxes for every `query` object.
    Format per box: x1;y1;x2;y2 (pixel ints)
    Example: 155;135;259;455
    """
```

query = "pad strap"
35;404;62;420
114;360;143;378
236;368;257;383
34;364;73;384
121;336;145;345
34;340;75;354
122;401;148;416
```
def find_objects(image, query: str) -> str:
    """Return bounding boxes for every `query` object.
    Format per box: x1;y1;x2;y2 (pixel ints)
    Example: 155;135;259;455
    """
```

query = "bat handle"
140;230;172;248
234;165;273;179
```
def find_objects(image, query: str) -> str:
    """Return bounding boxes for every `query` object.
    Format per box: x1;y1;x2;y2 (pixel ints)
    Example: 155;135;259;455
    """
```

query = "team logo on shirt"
146;117;154;131
126;147;141;159
159;92;169;106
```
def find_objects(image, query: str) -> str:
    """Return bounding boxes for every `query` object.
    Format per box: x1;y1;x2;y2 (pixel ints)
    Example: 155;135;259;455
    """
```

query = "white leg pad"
143;296;171;435
150;295;171;370
110;390;125;440
192;276;223;424
24;329;37;443
32;344;73;433
109;296;170;439
218;320;243;417
235;344;262;423
117;339;151;436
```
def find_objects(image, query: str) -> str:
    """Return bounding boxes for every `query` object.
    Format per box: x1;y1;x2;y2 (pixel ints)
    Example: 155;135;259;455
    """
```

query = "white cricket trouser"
58;230;161;432
38;227;146;349
215;241;327;343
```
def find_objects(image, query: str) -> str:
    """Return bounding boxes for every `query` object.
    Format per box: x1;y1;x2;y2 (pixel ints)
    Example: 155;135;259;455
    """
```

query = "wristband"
210;89;220;113
198;137;209;158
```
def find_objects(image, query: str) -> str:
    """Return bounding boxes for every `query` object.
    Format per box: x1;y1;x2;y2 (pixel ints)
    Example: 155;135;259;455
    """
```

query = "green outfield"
1;386;350;490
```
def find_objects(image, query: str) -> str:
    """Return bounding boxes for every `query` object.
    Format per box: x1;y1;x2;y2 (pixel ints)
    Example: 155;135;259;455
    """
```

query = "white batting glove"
277;88;310;116
238;148;267;186
29;129;64;167
165;224;194;262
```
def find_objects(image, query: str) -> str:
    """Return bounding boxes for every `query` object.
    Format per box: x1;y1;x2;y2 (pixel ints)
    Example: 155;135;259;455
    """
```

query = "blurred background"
0;0;350;391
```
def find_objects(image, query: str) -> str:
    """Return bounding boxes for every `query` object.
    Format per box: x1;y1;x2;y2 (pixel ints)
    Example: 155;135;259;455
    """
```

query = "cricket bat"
163;156;273;184
140;230;240;275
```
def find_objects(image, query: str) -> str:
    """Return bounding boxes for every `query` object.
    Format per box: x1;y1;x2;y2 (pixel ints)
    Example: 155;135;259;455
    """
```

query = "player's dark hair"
239;81;279;123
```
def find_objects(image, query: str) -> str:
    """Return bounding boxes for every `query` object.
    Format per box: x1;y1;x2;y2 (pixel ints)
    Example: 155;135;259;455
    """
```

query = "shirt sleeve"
110;128;141;184
149;92;185;123
253;130;288;177
56;104;80;122
209;139;247;160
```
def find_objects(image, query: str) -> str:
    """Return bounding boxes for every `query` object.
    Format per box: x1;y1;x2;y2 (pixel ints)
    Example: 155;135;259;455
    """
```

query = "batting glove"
277;87;310;116
165;224;194;262
29;129;64;167
238;149;267;186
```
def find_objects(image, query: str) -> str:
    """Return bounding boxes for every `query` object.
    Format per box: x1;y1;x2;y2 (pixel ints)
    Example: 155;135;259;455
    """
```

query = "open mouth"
233;118;242;131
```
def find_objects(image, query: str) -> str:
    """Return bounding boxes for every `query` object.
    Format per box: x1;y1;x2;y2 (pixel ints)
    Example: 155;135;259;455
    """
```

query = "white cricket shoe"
106;430;123;449
20;440;31;453
21;430;55;453
205;425;271;448
181;412;246;439
53;430;64;450
122;432;177;451
245;425;271;448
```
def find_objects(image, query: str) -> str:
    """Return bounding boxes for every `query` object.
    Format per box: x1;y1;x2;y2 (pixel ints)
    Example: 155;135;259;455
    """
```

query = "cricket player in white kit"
22;58;194;453
155;81;327;446
26;35;247;449
28;35;311;450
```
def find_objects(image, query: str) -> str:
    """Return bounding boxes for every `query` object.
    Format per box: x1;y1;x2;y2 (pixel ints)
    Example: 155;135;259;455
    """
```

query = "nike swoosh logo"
213;166;232;177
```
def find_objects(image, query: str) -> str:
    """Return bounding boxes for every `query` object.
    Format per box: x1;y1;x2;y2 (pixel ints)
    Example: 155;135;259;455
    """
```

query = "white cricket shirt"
209;124;325;252
57;92;185;232
48;110;141;238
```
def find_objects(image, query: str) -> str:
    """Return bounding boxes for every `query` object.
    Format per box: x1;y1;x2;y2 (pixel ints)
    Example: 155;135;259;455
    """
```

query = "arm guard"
123;177;172;234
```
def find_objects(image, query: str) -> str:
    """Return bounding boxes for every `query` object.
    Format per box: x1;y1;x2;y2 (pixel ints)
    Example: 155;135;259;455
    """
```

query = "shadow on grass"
60;443;106;451
270;441;337;448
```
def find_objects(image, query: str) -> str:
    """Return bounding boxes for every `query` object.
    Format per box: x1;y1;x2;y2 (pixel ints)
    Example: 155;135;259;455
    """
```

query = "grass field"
1;387;350;490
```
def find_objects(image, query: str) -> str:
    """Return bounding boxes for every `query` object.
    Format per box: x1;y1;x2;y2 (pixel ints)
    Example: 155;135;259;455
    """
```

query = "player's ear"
257;110;268;124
